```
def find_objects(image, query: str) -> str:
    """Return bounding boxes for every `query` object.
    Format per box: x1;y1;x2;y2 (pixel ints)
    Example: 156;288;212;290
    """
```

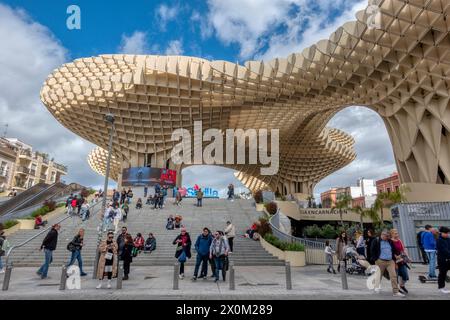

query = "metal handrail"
4;198;104;267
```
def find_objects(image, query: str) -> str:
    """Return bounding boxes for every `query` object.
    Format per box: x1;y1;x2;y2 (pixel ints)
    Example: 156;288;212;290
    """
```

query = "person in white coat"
113;204;122;234
224;221;236;253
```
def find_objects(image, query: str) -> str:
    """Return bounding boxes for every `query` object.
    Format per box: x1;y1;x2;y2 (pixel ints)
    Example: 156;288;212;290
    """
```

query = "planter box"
17;219;35;230
260;237;306;267
3;223;20;236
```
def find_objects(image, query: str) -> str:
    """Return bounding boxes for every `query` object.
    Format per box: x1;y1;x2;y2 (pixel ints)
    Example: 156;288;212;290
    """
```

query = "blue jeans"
194;254;209;277
426;251;437;278
213;256;225;280
0;256;3;270
67;250;85;274
37;249;53;278
396;263;409;283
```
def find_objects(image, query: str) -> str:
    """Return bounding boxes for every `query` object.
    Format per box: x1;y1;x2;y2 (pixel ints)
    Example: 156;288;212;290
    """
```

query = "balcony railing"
54;163;68;172
19;149;32;158
42;158;49;165
40;174;47;180
15;166;30;174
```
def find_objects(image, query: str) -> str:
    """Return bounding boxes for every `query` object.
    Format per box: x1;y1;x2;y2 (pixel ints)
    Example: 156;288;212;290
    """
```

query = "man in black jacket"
37;224;60;279
437;226;450;293
370;230;404;297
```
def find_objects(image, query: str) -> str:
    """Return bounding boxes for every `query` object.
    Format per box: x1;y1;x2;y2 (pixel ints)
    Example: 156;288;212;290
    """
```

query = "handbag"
178;250;187;263
67;242;76;252
104;252;113;260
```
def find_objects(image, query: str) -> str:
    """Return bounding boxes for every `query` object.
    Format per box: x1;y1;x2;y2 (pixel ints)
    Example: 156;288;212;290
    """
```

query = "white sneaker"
0;269;5;274
374;287;381;293
439;288;450;294
179;274;184;280
393;292;405;297
107;281;112;289
96;283;102;289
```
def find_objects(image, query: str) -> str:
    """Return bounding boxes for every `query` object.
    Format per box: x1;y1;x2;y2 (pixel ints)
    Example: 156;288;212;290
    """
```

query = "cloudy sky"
0;0;396;199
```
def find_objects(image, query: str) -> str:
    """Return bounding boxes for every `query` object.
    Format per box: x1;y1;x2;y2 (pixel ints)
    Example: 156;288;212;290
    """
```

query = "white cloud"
314;107;397;200
156;4;180;31
0;4;105;188
165;39;184;55
204;0;367;60
118;31;149;54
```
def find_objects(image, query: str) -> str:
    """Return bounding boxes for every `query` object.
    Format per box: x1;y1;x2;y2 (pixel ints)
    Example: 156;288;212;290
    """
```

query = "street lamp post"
93;113;115;279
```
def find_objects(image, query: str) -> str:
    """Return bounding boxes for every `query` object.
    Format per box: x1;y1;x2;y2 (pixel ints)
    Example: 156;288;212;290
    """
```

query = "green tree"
374;186;409;226
331;194;352;226
351;205;380;231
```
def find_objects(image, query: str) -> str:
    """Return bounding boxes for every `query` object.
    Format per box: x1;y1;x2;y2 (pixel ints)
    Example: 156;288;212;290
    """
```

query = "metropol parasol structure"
41;0;450;202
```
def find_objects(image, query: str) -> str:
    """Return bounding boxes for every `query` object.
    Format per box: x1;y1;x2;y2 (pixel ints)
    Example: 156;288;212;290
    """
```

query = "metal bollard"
92;250;100;279
173;262;179;290
341;260;348;290
285;261;292;290
59;265;67;290
229;262;235;290
2;264;13;291
116;262;123;289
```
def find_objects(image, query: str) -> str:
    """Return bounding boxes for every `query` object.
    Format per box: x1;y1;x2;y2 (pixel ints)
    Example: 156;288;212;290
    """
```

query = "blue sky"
0;0;397;199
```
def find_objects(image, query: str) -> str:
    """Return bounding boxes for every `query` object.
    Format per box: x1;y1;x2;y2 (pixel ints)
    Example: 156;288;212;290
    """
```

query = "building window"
387;187;391;193
51;171;56;182
395;186;399;192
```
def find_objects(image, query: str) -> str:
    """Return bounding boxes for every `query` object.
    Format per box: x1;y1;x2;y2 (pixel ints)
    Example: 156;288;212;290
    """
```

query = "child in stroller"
345;246;370;275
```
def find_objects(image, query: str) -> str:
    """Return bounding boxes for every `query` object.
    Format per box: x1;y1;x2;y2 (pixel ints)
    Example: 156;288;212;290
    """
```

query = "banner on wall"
122;167;177;187
181;187;219;198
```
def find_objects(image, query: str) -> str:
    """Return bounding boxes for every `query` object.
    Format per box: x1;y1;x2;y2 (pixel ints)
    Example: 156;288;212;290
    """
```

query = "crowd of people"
324;224;450;296
65;193;91;221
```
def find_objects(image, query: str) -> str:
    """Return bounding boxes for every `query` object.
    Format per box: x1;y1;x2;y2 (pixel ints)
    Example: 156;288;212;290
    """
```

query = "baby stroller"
345;246;367;275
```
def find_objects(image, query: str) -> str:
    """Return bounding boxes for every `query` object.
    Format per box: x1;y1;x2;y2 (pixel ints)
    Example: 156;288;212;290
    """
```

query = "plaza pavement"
0;264;448;300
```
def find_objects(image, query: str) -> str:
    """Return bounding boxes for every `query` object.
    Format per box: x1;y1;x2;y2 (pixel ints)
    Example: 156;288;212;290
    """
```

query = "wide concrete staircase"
6;198;283;267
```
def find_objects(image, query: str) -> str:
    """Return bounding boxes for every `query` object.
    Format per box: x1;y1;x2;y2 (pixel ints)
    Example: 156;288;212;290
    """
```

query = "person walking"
390;228;411;294
209;231;230;282
121;202;129;222
66;228;87;276
120;188;127;205
37;224;60;279
324;240;336;274
113;204;122;234
436;226;450;294
0;231;10;273
421;225;437;279
144;185;148;198
96;231;118;289
417;228;429;264
366;229;376;264
370;230;405;297
336;231;348;272
65;193;74;215
121;234;134;280
175;189;182;206
196;188;203;207
116;227;128;258
224;221;236;253
126;188;133;204
102;204;113;232
227;184;234;200
144;233;157;253
81;201;90;221
173;227;192;279
192;228;213;280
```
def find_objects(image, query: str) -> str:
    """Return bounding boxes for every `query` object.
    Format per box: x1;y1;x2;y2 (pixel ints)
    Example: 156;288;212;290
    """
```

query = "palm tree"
374;185;409;225
332;194;352;226
351;205;380;231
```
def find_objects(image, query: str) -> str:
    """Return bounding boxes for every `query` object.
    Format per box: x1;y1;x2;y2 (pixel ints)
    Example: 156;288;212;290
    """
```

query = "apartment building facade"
3;138;67;191
0;138;17;192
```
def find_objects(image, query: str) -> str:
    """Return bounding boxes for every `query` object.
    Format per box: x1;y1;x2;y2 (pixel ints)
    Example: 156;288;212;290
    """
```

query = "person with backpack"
209;230;230;282
192;228;213;280
417;229;429;264
96;231;118;289
196;188;204;207
37;224;60;279
121;202;129;222
0;231;10;273
66;228;87;276
173;227;192;279
121;234;134;280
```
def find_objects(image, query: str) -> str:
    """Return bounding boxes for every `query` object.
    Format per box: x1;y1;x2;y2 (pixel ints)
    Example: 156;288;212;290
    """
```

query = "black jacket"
121;243;134;262
117;234;126;254
41;228;58;251
437;235;450;263
365;236;375;263
369;237;395;264
70;234;83;251
173;233;192;259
